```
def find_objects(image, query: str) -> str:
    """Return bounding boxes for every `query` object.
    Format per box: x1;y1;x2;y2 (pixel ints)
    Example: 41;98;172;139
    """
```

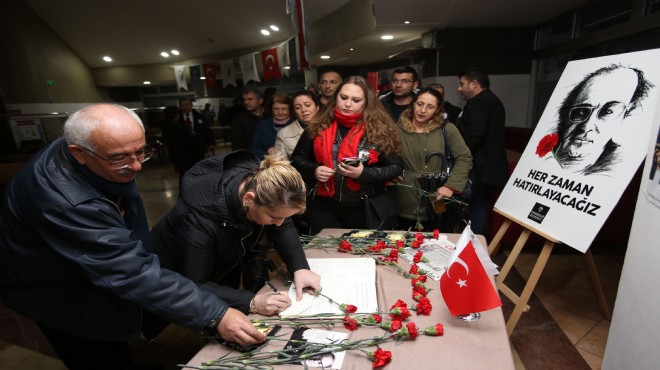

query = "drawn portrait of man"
553;64;653;175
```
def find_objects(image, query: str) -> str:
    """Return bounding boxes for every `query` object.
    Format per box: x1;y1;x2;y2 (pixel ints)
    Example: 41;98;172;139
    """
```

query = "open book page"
279;258;377;317
399;235;455;281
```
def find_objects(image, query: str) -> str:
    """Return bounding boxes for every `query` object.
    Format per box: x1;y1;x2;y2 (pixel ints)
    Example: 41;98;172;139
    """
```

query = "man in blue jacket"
0;103;264;370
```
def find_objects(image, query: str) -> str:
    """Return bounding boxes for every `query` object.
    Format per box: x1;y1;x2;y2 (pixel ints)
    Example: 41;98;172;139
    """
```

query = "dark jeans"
38;323;136;370
467;183;498;236
307;201;366;235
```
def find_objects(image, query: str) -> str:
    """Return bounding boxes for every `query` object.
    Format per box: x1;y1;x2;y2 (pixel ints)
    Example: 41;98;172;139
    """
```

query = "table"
186;229;514;369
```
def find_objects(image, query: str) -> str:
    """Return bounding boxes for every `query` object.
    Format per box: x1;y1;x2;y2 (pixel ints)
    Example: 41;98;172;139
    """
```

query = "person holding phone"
290;76;403;234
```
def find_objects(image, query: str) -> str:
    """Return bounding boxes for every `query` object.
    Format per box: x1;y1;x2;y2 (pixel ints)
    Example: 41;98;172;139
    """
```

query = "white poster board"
495;49;660;252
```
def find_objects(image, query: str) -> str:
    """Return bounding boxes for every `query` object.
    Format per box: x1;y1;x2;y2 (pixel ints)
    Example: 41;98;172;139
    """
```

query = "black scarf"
64;148;153;252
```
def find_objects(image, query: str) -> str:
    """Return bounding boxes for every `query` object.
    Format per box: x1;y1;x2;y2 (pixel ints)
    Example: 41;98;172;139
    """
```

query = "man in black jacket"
0;103;264;370
456;68;508;235
231;88;264;151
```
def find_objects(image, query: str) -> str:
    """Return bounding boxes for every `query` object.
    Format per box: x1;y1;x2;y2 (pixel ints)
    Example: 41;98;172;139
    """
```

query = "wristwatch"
249;298;257;314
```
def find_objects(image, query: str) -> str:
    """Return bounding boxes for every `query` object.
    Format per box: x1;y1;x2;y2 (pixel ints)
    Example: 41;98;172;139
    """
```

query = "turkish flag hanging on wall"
260;48;281;81
203;63;217;88
440;226;501;316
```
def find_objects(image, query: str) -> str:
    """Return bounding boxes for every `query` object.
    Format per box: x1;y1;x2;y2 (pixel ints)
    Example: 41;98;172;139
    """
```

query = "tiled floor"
0;144;625;369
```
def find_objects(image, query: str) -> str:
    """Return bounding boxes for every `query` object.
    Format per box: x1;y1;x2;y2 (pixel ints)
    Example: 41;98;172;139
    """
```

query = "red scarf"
313;108;364;196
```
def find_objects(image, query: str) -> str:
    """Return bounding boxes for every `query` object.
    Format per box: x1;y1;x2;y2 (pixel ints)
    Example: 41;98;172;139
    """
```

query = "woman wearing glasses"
150;150;321;323
395;87;472;231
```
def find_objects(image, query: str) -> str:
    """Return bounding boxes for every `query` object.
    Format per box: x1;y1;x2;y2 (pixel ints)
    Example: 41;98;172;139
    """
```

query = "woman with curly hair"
291;75;403;234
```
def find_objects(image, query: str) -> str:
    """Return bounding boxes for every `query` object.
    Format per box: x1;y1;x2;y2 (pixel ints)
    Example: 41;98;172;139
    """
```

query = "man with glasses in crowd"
0;103;265;370
380;66;419;121
554;64;652;175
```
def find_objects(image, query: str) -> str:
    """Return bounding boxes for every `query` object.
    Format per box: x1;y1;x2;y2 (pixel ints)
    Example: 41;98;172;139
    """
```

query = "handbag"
362;190;399;230
441;122;472;200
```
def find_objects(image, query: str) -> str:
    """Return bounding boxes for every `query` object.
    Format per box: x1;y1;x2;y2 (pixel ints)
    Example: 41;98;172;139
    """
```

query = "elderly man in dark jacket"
0;103;264;370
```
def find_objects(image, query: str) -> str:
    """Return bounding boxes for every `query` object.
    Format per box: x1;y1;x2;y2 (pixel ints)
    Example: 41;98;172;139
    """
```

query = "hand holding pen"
250;280;291;316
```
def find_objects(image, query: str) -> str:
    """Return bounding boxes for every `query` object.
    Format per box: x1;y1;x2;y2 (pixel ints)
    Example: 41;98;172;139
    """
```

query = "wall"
0;0;101;104
602;122;660;369
423;74;532;128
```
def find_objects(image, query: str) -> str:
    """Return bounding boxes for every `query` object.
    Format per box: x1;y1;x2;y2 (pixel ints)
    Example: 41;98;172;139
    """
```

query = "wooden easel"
488;208;611;336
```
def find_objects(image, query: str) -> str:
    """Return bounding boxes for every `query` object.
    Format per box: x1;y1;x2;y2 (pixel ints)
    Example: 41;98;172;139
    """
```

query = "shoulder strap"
441;120;453;173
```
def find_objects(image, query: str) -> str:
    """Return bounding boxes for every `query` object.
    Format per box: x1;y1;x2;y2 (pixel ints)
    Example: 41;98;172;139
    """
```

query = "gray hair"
63;103;144;150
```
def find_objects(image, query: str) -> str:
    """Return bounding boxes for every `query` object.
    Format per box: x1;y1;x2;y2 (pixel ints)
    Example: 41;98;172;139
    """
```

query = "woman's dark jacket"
290;128;403;205
150;150;310;313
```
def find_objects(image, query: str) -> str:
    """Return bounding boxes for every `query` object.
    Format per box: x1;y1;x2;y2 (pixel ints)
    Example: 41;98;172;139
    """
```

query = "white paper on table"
279;258;378;316
300;329;348;369
399;235;455;281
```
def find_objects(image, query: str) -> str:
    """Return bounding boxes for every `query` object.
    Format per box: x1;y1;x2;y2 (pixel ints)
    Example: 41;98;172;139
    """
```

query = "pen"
265;280;279;293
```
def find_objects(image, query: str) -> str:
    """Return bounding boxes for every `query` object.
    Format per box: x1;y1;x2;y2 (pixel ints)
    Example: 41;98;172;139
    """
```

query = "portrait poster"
495;49;660;252
643;121;660;208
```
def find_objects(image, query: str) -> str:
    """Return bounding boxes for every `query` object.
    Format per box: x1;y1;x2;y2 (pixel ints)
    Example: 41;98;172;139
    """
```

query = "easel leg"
488;219;512;255
505;240;555;336
584;249;612;321
496;229;531;284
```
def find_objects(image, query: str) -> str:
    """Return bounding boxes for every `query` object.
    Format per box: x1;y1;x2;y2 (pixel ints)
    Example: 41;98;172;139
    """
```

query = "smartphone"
341;157;360;167
220;324;281;353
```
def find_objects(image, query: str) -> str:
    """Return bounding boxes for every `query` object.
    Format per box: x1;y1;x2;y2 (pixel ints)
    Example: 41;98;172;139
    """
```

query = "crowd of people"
0;65;509;369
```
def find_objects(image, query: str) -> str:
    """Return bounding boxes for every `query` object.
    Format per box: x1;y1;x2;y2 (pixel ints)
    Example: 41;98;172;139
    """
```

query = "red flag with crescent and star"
440;226;501;316
260;47;281;81
203;63;217;88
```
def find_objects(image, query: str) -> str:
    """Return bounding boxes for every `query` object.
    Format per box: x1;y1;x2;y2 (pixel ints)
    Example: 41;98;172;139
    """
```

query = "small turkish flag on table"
440;226;502;316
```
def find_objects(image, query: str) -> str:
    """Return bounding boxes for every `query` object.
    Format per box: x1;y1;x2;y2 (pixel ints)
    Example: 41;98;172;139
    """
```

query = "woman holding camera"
290;76;403;234
396;87;472;231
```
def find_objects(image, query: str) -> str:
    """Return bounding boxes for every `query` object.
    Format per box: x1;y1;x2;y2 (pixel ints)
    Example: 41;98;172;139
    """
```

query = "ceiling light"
200;76;206;80
320;55;330;59
270;25;279;31
171;49;180;55
381;35;394;40
261;29;270;36
284;66;291;69
349;48;354;51
404;21;410;24
161;51;169;57
143;81;151;85
102;56;112;62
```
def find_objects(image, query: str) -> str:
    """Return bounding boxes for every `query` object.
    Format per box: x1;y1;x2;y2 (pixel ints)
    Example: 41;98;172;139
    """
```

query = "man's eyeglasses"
568;102;627;124
392;78;414;84
81;146;154;168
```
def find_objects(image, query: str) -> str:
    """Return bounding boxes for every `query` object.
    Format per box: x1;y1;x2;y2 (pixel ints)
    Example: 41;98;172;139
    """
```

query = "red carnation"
340;304;358;313
371;314;383;323
433;229;440;239
390;306;411;320
381;319;403;333
413;250;424;264
408;264;419;275
423;323;445;336
536;133;559;157
406;322;419;338
412;285;429;297
369;347;392;368
413;297;432;315
411;240;421;249
343;316;359;331
390;299;407;309
338;240;353;253
415;233;424;242
367;149;379;165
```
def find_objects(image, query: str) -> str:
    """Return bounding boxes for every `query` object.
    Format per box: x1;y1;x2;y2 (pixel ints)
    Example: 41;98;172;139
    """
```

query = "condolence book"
279;258;378;317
